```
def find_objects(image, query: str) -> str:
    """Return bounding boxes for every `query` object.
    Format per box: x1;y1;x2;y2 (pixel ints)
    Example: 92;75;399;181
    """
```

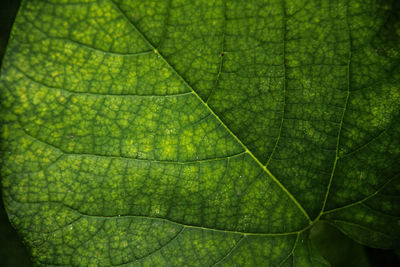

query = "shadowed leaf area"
0;0;399;266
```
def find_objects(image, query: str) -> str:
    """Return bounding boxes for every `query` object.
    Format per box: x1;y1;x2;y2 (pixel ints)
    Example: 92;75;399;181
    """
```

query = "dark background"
0;1;399;266
1;2;32;266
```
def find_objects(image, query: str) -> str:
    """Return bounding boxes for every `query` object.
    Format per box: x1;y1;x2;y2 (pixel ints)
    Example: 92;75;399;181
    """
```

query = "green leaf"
1;0;399;266
310;221;370;267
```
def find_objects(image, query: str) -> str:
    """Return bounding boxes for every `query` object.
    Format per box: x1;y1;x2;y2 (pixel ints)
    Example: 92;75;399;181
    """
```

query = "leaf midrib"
108;0;312;222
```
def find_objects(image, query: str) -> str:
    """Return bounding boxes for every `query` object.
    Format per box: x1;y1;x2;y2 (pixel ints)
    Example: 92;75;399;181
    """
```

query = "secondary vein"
10;197;306;237
265;0;287;167
318;0;352;217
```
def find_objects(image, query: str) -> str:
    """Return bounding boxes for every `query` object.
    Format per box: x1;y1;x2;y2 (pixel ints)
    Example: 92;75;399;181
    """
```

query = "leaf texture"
0;0;399;266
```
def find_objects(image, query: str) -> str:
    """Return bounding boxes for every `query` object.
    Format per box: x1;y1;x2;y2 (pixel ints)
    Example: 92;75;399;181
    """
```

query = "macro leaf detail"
0;0;399;266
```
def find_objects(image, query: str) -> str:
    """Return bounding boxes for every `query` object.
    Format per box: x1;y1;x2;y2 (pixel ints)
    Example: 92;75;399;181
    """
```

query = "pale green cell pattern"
0;0;399;266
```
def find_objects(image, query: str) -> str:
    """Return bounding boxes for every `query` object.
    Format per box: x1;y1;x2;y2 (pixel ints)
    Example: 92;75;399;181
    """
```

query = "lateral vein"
318;1;352;218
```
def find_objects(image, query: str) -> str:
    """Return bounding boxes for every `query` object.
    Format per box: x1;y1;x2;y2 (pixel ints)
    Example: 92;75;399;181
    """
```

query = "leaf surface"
1;0;399;266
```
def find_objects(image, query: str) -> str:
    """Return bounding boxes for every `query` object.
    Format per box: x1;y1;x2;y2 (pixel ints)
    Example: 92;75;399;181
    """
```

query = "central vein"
109;0;312;223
